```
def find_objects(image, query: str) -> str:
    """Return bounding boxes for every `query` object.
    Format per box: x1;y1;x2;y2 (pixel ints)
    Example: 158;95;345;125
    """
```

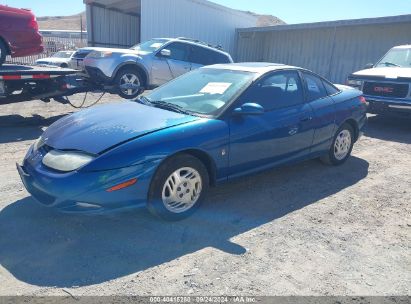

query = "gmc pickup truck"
347;45;411;116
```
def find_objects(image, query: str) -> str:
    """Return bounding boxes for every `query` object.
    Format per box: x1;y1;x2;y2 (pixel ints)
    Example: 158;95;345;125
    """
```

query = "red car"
0;5;44;66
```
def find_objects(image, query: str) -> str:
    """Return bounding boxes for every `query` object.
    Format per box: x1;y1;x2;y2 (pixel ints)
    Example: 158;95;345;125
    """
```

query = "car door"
151;42;192;85
228;70;315;178
301;72;337;154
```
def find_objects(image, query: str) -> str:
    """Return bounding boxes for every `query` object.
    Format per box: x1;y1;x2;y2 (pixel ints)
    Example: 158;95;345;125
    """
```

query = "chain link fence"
6;36;87;66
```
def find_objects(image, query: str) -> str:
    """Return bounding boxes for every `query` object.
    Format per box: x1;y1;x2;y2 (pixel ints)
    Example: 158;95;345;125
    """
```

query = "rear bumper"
11;45;44;57
9;31;44;57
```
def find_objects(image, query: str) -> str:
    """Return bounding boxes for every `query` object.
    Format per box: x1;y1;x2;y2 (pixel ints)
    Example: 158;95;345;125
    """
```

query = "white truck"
347;45;411;116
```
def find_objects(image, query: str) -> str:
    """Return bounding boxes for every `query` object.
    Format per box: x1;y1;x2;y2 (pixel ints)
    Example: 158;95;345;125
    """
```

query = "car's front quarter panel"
82;117;230;183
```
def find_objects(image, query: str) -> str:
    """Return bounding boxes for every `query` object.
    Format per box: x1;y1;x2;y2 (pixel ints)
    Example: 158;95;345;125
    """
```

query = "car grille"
363;82;409;98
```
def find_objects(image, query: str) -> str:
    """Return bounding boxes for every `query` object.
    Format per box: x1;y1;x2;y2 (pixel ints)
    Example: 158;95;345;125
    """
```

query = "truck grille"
363;82;409;98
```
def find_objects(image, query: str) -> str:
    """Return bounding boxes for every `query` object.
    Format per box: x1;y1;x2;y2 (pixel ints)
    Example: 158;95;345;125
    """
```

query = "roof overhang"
84;0;141;16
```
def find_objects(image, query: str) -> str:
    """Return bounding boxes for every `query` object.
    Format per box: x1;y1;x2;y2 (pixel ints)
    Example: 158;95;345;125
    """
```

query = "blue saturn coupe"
17;63;367;220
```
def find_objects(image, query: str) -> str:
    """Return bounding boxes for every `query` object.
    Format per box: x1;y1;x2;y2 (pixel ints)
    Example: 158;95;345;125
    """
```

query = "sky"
1;0;410;24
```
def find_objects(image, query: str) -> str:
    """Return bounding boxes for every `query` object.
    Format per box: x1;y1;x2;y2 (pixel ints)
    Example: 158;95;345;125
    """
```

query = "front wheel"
114;67;144;99
147;154;209;221
321;123;354;166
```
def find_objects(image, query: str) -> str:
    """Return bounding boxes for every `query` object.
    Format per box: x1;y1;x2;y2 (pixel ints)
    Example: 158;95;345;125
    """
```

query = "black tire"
0;39;7;67
114;67;144;99
321;123;355;166
147;154;209;221
60;63;68;68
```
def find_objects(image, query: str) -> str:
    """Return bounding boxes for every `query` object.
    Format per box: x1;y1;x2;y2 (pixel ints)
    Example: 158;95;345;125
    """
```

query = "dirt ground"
0;94;410;296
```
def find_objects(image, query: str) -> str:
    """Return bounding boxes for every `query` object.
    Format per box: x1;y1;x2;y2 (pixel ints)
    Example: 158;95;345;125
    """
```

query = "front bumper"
365;96;411;115
16;147;157;214
85;66;112;85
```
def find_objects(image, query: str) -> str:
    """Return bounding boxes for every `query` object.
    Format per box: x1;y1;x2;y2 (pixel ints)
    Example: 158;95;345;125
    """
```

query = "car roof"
203;62;304;75
392;45;411;49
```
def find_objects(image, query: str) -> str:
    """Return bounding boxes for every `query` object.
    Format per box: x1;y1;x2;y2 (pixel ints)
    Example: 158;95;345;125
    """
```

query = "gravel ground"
0;95;410;296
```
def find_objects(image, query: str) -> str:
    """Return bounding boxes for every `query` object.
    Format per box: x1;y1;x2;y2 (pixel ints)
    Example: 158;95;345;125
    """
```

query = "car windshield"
130;39;169;53
376;48;411;67
143;68;255;116
52;51;73;58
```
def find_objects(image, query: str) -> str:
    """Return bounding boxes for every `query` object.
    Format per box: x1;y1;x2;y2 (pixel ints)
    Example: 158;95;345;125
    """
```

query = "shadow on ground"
0;156;368;288
0;114;67;144
365;114;411;144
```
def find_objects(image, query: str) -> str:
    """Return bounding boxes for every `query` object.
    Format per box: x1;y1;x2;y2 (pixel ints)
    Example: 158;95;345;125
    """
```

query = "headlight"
347;79;363;87
33;137;45;152
86;51;113;58
42;150;95;172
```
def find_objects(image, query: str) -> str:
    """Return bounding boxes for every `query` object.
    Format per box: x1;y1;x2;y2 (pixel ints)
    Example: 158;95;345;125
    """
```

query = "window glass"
323;80;340;96
212;52;231;64
190;46;230;65
375;48;411;67
303;73;328;101
145;68;254;116
240;71;304;110
130;39;169;53
189;46;214;65
165;42;191;61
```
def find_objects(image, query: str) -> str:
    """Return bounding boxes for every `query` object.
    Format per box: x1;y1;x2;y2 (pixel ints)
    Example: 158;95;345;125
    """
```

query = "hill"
37;11;285;31
37;12;86;31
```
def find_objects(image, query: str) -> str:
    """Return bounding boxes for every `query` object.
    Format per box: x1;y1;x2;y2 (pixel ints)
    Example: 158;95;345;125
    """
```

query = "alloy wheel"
161;167;203;213
119;73;141;96
334;129;352;160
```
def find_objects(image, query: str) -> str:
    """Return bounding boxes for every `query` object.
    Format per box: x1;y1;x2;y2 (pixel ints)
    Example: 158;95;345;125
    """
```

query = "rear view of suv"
0;5;43;66
83;37;233;99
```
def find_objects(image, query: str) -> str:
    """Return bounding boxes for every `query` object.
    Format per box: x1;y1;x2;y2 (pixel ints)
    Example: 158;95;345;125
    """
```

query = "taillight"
28;16;39;31
359;96;367;104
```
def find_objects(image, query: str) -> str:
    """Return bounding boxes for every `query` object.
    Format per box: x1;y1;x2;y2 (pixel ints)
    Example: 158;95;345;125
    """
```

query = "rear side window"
323;80;340;96
190;45;230;65
303;72;328;101
165;42;191;62
241;71;304;111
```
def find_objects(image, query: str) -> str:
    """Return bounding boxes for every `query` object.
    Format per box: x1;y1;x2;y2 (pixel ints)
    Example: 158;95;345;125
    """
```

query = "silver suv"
82;37;233;99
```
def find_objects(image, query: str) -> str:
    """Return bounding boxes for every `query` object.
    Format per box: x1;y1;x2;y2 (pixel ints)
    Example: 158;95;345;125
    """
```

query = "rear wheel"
147;154;209;221
114;67;144;99
60;63;68;68
0;39;7;66
321;123;354;166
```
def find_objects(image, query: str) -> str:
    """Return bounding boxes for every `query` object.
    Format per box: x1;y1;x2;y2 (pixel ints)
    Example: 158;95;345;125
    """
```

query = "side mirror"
364;63;374;69
233;103;265;116
160;49;171;57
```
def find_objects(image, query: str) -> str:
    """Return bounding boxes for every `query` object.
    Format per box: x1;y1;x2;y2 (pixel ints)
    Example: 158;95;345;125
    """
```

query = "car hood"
41;102;199;154
352;67;411;79
84;47;148;56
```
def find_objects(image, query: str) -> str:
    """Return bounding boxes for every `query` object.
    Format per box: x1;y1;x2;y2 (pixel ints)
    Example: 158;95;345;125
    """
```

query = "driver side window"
240;71;304;111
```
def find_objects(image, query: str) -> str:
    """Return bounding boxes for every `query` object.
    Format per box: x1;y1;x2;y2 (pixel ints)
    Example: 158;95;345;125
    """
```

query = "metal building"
236;15;411;83
84;0;258;54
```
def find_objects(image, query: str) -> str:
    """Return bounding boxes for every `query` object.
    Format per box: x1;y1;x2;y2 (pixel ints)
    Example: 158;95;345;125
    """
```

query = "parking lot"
0;96;410;296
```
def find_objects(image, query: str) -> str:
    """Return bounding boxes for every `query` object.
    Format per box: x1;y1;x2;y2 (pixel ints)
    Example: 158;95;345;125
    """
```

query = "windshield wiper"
136;95;152;105
380;61;401;67
149;100;194;115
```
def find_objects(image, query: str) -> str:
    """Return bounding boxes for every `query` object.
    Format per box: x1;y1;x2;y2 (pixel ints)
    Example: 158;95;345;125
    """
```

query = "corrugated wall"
140;0;257;55
237;21;411;83
86;4;140;48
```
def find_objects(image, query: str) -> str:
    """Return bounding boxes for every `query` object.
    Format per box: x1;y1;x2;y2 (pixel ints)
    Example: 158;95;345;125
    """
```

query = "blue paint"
17;64;367;214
